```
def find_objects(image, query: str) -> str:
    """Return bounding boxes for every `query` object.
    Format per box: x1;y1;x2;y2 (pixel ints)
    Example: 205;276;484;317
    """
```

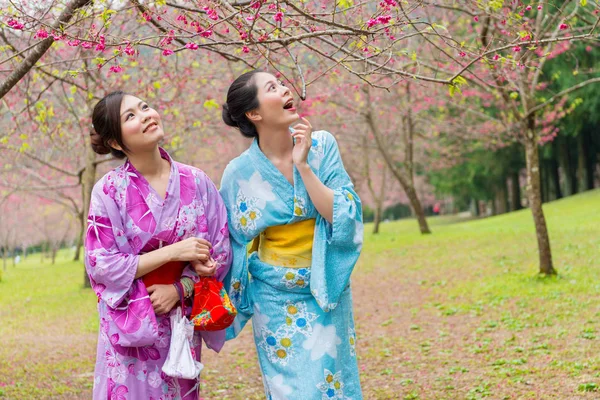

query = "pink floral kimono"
84;149;231;399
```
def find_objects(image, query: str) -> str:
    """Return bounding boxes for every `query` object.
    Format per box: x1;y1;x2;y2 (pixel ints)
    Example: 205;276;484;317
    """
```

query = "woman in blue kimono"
220;70;364;399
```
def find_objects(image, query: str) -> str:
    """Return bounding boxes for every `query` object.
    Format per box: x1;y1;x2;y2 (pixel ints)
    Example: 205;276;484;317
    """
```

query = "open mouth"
143;121;158;133
283;99;295;110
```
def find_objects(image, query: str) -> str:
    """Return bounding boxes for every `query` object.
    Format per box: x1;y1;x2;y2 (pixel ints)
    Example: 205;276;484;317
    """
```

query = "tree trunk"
73;211;84;262
524;117;556;275
470;198;479;217
510;172;523;211
51;246;57;265
557;137;574;197
405;185;431;234
373;201;382;234
495;183;508;214
80;138;97;287
585;130;596;190
576;133;588;193
365;96;431;235
550;152;562;200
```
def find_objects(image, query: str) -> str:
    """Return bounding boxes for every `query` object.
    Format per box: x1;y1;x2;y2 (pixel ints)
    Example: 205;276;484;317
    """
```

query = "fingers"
293;123;309;131
147;285;156;294
191;237;212;249
194;261;217;276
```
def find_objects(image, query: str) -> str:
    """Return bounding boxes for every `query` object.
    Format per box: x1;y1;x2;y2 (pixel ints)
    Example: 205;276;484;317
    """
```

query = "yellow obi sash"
250;219;315;269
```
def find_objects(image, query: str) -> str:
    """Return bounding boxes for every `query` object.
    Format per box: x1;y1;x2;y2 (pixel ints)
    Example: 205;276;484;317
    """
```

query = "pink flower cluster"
380;0;398;8
204;7;219;21
367;15;392;28
7;19;24;30
34;29;48;39
95;35;106;52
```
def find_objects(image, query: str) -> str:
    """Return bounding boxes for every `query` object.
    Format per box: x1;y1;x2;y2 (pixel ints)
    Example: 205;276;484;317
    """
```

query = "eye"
125;112;134;121
269;84;276;91
279;81;286;87
141;104;149;110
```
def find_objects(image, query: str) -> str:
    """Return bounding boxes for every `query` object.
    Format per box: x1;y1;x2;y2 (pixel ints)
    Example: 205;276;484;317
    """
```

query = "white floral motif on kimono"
280;267;310;289
259;326;296;366
233;171;276;234
265;374;293;400
309;134;326;170
281;301;317;337
302;323;341;361
317;369;346;400
348;327;357;357
293;196;307;217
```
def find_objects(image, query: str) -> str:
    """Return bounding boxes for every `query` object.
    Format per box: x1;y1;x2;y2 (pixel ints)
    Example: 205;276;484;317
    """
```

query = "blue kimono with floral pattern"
220;131;364;400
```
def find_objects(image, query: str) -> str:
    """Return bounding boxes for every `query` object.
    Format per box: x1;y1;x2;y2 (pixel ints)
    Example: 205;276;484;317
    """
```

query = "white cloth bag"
162;307;204;379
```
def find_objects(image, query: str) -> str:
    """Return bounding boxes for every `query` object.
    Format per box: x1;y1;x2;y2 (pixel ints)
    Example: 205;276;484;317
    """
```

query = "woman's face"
252;72;299;128
115;95;164;154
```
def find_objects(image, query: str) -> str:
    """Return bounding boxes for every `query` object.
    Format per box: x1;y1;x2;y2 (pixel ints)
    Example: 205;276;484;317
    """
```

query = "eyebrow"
120;101;144;118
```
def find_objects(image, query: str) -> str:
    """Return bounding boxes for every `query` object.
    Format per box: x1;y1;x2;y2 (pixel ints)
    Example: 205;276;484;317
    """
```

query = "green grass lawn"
1;189;599;399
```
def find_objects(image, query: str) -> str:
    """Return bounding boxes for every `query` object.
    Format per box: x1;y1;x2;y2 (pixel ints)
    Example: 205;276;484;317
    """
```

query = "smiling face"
248;72;299;128
112;95;164;154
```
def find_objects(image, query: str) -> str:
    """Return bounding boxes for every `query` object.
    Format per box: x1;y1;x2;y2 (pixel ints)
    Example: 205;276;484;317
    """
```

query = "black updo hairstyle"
90;91;130;159
222;70;263;138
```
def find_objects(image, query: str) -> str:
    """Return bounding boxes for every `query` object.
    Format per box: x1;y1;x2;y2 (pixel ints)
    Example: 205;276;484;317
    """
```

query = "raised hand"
169;237;212;262
191;258;217;277
291;117;313;167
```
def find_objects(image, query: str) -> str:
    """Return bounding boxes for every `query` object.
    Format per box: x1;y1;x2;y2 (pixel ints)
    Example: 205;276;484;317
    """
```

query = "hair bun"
221;103;238;128
90;128;111;155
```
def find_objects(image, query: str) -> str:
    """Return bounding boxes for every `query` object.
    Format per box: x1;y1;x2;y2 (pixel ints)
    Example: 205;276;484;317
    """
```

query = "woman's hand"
291;117;313;167
147;284;179;315
191;258;217;277
169;237;212;262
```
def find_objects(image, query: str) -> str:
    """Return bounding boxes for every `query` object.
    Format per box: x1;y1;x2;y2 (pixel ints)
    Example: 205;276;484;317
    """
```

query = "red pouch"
190;277;237;331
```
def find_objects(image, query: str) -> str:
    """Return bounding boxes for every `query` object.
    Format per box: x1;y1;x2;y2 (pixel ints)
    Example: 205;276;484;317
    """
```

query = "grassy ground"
1;189;599;399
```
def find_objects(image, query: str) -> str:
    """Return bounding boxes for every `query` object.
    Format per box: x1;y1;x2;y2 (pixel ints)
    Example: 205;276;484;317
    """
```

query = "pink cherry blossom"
124;44;135;56
274;12;284;22
186;42;199;50
34;29;48;39
162;49;174;56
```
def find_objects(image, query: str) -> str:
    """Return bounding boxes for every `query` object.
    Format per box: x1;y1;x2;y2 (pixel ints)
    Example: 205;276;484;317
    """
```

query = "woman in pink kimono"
85;91;232;400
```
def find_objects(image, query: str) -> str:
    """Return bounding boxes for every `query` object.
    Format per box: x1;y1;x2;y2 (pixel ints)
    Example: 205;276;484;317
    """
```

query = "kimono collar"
124;147;179;203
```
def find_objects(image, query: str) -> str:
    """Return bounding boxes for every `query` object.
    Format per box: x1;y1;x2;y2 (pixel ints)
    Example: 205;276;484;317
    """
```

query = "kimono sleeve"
219;165;254;340
84;181;158;347
311;131;364;312
191;171;234;352
202;172;232;282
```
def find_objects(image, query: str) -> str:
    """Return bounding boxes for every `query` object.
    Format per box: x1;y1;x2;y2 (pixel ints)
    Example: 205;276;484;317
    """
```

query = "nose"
142;114;151;123
281;84;290;97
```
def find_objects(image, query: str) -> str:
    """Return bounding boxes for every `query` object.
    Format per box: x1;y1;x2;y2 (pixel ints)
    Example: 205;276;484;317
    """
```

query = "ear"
108;139;123;152
245;109;262;123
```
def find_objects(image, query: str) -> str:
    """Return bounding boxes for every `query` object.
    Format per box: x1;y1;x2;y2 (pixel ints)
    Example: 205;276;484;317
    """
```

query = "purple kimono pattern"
85;149;231;400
